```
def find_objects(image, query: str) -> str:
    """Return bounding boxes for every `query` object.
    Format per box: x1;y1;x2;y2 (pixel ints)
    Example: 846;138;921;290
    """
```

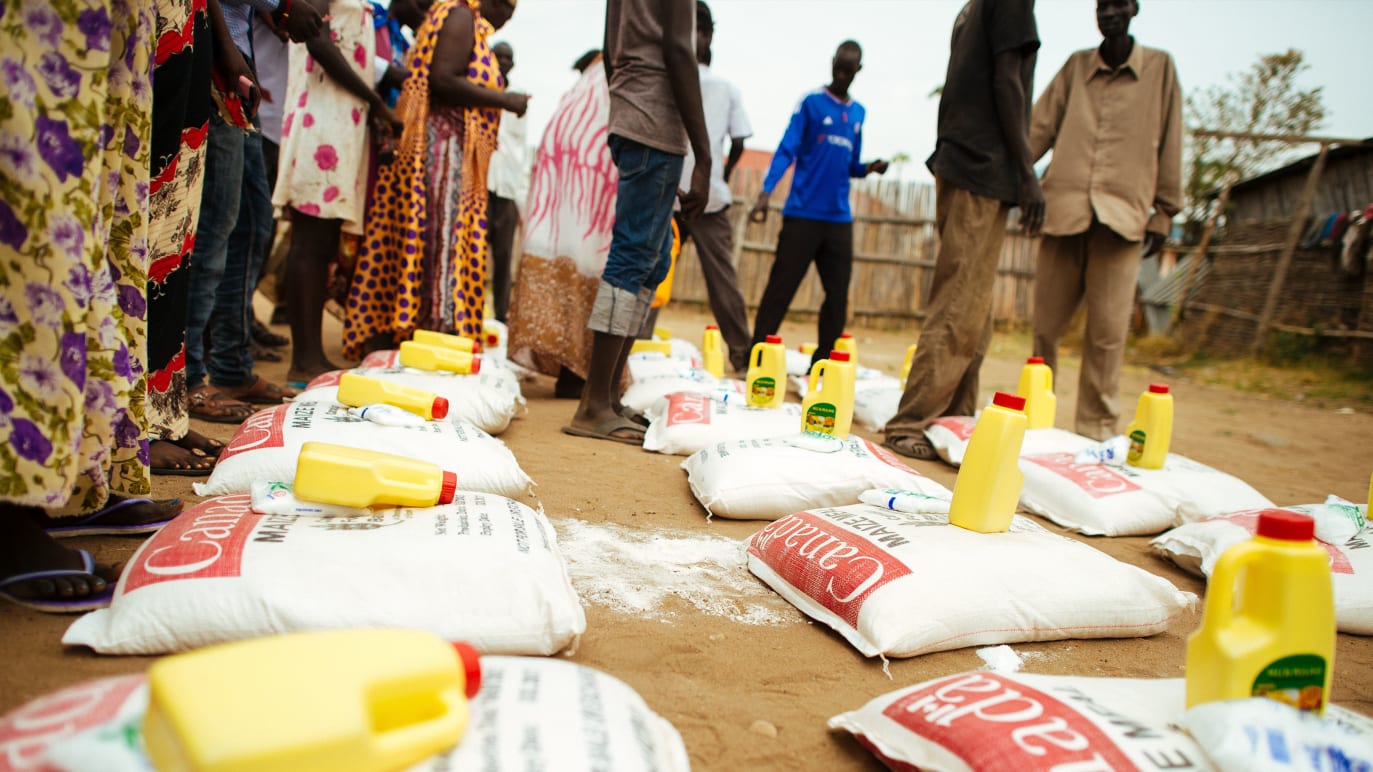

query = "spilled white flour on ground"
552;518;803;625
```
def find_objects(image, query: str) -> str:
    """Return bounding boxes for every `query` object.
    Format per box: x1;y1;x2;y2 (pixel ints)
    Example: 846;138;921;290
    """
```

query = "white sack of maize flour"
666;338;702;367
411;657;689;772
683;435;950;520
1152;503;1373;634
923;416;1097;467
627;351;693;383
830;672;1372;772
1181;697;1373;772
193;402;532;499
621;371;745;415
0;674;147;771
748;505;1192;657
642;391;804;456
301;364;524;435
1018;451;1273;537
63;495;585;656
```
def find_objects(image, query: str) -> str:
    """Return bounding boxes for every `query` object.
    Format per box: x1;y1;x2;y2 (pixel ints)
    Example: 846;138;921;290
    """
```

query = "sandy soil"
2;301;1371;770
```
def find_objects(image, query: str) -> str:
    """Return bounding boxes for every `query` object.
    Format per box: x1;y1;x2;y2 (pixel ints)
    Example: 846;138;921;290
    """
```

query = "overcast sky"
493;0;1373;180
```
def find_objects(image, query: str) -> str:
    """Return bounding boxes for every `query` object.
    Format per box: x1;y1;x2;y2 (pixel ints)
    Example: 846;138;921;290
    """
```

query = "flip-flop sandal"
883;434;940;461
189;388;254;424
0;549;115;613
561;414;645;445
41;497;183;538
219;374;298;405
620;408;650;428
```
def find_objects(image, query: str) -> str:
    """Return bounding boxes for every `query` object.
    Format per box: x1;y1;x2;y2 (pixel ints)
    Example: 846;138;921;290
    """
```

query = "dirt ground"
3;300;1371;770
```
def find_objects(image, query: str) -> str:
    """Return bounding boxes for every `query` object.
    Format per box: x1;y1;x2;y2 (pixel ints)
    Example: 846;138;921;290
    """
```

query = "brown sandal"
189;386;254;424
215;373;299;405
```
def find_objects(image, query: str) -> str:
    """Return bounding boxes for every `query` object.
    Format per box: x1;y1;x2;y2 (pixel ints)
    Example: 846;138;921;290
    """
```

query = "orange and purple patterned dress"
342;0;503;358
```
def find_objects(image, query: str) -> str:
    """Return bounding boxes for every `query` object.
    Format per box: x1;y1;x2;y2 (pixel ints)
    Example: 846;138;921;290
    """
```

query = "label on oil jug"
1126;429;1147;464
750;377;777;401
804;403;838;434
1253;654;1326;712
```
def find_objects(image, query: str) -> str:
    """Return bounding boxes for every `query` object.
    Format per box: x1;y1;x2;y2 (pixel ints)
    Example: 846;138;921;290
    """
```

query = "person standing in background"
748;41;889;369
1028;0;1183;440
675;0;753;375
562;0;711;444
883;0;1043;461
486;41;530;324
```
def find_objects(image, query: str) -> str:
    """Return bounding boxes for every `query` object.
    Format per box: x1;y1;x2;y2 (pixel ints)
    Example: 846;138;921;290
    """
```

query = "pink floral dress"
271;0;373;234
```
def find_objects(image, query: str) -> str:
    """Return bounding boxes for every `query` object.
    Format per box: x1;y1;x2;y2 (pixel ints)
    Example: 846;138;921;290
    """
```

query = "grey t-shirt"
605;0;690;156
927;0;1039;204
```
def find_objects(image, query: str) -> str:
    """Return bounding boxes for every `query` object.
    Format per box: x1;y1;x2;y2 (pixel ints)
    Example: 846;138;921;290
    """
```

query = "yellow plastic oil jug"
833;332;857;363
1125;383;1172;469
801;350;856;437
629;339;672;356
900;344;917;382
399;341;481;374
143;629;482;772
336;373;448;421
746;335;787;408
293;442;457;509
1185;509;1336;714
799;342;818;357
411;329;479;353
653;326;672;341
948;392;1027;534
702;325;725;378
1016;356;1056;429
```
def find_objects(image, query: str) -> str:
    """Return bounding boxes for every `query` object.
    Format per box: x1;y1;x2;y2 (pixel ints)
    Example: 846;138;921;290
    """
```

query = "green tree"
1183;49;1326;238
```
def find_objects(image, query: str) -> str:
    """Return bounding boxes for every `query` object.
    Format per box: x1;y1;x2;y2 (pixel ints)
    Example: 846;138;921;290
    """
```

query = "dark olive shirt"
927;0;1039;204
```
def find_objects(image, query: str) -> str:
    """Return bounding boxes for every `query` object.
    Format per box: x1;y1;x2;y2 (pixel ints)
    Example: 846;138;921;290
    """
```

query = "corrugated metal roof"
1140;254;1212;307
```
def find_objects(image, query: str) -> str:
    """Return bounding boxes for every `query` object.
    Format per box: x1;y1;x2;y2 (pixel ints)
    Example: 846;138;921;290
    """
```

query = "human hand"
380;62;409;93
1018;177;1045;236
371;98;403;136
504;92;530;117
1142;231;1167;257
748;191;771;223
677;163;711;220
868;159;890;175
282;0;325;42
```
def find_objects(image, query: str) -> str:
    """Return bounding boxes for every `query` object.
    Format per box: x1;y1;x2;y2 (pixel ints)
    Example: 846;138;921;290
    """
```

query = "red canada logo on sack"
748;512;911;628
882;673;1136;770
862;439;919;475
1220;509;1354;574
1025;453;1142;499
122;495;257;594
0;674;145;769
305;369;345;390
667;392;711;426
217;404;289;463
933;416;976;441
359;350;401;369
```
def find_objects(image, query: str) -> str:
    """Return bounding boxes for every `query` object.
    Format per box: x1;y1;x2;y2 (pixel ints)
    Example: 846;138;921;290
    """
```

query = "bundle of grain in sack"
62;494;585;655
193;402;532;499
622;370;744;416
301;363;524;435
829;672;1373;772
1018;451;1273;536
924;416;1097;467
642;392;803;456
1152;502;1373;634
682;434;950;520
747;504;1193;657
0;674;146;771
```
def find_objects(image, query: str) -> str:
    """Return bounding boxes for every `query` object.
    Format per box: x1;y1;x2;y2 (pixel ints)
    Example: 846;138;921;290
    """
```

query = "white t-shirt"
251;23;290;145
488;78;530;217
680;64;753;214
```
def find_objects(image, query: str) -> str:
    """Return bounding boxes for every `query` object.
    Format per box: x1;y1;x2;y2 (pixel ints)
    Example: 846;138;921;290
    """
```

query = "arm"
1028;57;1071;163
848;113;887;177
723;82;751;183
992;48;1043;234
750;103;806;222
1146;56;1184;255
663;0;710;219
724;137;744;183
229;0;325;43
207;0;260;117
303;10;396;126
430;6;528;115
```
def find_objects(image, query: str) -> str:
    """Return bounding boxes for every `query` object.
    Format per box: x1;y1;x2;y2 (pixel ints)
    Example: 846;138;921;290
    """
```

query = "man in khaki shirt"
1029;0;1182;440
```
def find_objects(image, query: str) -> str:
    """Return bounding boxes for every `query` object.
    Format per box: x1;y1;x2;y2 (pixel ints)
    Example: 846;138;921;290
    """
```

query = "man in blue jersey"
748;41;889;367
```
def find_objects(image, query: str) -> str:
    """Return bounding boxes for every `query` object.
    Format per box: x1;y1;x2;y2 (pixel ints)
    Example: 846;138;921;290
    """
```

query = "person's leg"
486;194;518;322
689;209;752;373
569;136;682;442
1031;232;1088;383
284;212;343;384
752;217;822;345
1077;221;1143;440
884;179;1010;455
208;128;273;391
810;220;855;367
185;112;245;393
0;511;118;606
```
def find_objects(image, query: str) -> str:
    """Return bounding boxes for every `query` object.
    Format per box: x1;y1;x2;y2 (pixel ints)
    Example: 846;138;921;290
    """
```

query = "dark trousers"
751;215;853;365
486;193;518;322
678;208;751;373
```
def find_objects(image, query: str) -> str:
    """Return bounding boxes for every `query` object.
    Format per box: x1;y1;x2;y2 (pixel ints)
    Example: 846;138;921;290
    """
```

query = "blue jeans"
186;112;243;390
603;134;682;293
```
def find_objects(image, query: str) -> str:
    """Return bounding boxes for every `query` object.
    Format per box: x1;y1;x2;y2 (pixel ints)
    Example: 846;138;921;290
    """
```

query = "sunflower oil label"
749;376;777;403
1126;429;1147;464
804;402;838;434
1253;654;1326;712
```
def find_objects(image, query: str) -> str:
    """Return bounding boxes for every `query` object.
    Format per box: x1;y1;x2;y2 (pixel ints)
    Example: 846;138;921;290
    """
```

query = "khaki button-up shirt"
1030;41;1183;241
